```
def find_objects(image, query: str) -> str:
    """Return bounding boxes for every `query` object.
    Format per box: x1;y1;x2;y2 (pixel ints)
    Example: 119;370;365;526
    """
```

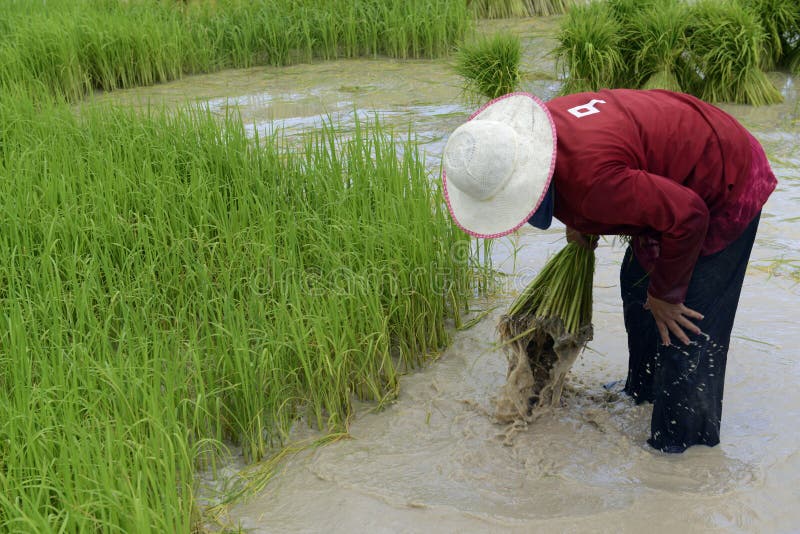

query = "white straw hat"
442;92;557;238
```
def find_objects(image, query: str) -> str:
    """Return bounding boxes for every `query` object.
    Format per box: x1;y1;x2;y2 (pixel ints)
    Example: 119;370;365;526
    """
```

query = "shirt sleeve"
580;165;710;304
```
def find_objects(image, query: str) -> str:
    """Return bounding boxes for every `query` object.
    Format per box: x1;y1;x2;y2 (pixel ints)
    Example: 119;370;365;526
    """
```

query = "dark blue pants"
620;214;760;453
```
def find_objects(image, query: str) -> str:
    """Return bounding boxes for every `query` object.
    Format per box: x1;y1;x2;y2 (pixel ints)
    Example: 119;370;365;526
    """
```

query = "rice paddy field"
1;2;799;533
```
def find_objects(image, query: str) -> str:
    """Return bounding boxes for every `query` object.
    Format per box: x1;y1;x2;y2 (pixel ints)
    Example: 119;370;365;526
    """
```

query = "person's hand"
644;293;704;346
566;227;598;250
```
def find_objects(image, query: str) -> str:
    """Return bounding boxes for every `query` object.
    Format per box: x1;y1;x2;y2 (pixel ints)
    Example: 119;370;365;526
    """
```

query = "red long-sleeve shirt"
546;89;776;303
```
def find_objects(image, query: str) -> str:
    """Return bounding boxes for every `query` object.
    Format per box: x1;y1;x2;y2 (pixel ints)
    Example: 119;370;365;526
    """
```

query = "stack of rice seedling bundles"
683;0;783;105
494;241;595;423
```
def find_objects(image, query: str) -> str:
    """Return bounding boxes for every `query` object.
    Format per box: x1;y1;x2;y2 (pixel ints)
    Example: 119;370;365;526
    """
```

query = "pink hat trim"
441;92;558;239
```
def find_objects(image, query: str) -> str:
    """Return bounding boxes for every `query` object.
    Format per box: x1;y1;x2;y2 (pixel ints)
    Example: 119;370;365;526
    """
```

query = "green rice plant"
0;0;472;101
0;19;91;102
751;258;800;281
791;47;800;75
468;0;529;19
554;1;627;94
524;0;576;17
502;242;595;337
606;0;656;22
380;0;472;59
495;241;595;415
740;0;800;70
683;0;783;105
0;87;486;531
469;0;577;18
604;0;661;88
454;32;522;101
630;0;690;91
77;10;185;92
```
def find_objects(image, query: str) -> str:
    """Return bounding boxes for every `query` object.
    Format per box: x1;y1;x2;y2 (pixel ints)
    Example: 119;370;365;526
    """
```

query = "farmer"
441;90;776;453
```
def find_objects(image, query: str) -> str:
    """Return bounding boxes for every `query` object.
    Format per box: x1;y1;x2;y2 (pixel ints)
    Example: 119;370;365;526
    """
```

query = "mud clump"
494;316;592;424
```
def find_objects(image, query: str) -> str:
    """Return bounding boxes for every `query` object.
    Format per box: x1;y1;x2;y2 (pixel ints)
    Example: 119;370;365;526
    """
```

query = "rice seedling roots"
494;316;592;424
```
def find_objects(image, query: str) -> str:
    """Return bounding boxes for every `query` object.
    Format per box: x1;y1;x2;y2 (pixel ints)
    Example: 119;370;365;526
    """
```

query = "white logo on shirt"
567;99;607;118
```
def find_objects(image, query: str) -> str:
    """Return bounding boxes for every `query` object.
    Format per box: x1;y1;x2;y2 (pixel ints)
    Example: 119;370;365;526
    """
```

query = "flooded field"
93;17;800;534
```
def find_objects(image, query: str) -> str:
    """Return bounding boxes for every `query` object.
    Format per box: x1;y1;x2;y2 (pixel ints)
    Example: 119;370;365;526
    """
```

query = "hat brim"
443;92;557;239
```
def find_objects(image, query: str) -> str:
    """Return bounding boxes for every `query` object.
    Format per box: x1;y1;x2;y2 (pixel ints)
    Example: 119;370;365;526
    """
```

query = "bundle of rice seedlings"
454;32;522;101
740;0;800;70
791;47;800;75
524;0;576;17
468;0;576;18
605;0;655;21
683;0;783;105
785;14;800;74
468;0;528;19
554;1;627;94
603;0;657;83
494;241;595;423
630;0;689;92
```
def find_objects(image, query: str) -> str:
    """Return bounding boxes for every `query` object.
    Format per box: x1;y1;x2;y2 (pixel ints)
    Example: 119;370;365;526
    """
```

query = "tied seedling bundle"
630;0;689;92
554;1;626;94
468;0;577;18
454;32;522;101
741;0;800;71
494;240;596;423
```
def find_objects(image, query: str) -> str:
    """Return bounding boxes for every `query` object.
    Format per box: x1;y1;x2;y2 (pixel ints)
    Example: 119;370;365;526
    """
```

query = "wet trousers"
620;213;761;453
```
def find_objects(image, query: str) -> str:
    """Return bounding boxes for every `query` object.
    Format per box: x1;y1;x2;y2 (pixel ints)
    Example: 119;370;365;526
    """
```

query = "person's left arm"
580;165;708;345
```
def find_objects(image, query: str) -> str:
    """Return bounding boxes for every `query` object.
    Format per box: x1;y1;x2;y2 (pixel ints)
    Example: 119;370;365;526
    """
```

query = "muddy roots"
494;315;592;424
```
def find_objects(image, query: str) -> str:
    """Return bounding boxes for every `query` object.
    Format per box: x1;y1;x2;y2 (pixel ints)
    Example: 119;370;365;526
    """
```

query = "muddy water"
93;18;800;533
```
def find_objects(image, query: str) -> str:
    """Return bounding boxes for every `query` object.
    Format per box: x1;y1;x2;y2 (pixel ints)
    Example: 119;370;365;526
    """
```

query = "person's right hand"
566;227;598;250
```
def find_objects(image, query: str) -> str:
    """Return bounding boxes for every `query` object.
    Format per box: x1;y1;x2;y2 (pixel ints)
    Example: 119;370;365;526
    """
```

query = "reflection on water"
92;17;800;534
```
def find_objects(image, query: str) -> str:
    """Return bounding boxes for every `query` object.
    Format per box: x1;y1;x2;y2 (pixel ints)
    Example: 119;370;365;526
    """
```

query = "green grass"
0;88;488;531
0;0;472;102
454;32;523;101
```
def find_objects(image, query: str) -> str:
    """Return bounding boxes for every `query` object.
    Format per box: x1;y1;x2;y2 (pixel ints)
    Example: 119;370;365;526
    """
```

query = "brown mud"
494;316;592;425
